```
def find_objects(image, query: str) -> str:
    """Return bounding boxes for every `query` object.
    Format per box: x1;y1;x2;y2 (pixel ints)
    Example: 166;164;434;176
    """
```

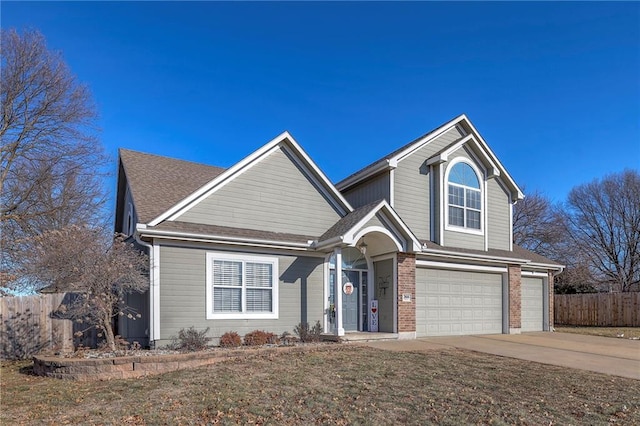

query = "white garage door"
416;268;503;337
521;277;544;332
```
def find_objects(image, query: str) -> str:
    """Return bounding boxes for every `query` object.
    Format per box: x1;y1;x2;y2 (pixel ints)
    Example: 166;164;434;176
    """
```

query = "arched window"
447;161;481;230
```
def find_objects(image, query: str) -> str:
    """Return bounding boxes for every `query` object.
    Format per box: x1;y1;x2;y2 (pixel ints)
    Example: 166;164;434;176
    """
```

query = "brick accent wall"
397;253;416;333
508;265;522;330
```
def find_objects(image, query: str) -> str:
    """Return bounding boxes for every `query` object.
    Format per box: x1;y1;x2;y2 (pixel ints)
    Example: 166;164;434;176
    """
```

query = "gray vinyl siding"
362;214;385;230
119;291;149;346
343;172;390;208
443;230;484;250
432;166;441;243
177;147;342;236
374;258;394;332
487;179;511;250
157;244;324;346
448;147;475;165
394;127;465;241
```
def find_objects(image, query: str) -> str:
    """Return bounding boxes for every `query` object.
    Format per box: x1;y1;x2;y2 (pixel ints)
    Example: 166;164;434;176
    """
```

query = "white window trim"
444;158;485;236
205;252;279;320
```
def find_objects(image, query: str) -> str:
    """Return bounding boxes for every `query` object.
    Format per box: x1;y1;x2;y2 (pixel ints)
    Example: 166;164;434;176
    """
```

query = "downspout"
548;265;565;332
134;228;158;348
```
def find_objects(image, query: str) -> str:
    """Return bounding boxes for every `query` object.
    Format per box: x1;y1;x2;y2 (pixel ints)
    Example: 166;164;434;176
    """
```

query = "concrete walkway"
358;332;640;380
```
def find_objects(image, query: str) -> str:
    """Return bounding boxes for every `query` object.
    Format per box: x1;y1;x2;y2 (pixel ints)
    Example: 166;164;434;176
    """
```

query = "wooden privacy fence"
554;292;640;327
0;293;97;359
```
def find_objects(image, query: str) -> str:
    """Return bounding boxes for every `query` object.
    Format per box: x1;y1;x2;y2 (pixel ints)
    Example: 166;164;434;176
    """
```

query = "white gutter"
419;246;530;265
312;235;344;251
420;245;564;272
138;227;313;250
416;259;508;273
524;263;565;273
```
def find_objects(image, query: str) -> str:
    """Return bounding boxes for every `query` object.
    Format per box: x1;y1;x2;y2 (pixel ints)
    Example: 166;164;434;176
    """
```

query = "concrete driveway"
359;332;640;380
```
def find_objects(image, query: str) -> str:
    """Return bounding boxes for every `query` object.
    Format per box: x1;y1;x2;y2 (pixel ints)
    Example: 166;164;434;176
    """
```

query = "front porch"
315;200;422;339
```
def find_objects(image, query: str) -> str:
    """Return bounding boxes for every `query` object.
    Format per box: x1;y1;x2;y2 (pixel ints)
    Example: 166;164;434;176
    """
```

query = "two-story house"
115;115;562;347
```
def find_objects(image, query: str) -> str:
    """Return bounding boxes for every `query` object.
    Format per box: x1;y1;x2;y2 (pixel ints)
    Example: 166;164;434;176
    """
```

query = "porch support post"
334;247;345;336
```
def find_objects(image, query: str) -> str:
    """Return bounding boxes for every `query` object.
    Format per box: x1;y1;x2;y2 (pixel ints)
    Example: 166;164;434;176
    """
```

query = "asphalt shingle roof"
149;221;315;244
119;149;225;223
421;240;562;267
336;122;447;189
318;200;382;242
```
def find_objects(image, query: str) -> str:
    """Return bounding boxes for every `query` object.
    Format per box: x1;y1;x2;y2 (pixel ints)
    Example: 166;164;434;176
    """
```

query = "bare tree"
1;29;107;293
23;225;148;351
564;170;640;293
514;188;597;293
513;189;564;258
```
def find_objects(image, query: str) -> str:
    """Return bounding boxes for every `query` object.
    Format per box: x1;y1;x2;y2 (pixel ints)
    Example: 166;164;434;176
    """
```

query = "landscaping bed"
31;324;330;380
33;343;333;380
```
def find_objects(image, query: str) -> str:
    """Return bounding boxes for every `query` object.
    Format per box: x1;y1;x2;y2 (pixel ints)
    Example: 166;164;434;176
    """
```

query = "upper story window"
447;161;482;230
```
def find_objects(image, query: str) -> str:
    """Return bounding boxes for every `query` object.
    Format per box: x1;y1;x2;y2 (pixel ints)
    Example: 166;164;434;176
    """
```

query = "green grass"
2;346;638;425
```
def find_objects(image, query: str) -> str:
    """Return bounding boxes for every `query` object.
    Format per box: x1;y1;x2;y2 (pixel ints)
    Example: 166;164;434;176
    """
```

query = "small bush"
280;331;299;346
294;321;323;343
293;322;310;341
219;331;242;348
244;330;277;346
169;326;212;351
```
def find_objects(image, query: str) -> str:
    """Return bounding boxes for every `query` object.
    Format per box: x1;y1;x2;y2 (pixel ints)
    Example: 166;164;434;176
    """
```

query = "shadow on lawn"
19;364;36;376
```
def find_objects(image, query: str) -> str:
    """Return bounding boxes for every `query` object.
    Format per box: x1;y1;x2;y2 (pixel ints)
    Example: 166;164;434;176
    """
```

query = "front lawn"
1;346;638;425
555;326;640;340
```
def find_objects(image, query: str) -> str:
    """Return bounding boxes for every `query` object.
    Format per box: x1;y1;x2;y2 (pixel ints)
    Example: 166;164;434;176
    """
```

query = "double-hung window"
206;252;278;319
447;161;482;231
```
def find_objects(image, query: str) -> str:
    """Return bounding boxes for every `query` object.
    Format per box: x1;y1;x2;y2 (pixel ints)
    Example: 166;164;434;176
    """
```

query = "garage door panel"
417;268;503;337
522;277;544;332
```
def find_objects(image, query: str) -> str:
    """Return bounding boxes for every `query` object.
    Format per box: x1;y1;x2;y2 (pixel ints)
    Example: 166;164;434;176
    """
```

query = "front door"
342;270;359;331
327;247;370;334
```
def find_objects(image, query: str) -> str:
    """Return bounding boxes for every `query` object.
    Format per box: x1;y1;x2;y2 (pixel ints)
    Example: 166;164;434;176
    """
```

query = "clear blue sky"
4;1;639;211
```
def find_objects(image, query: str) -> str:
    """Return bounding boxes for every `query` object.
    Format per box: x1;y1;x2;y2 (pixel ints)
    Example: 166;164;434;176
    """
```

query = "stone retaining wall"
33;345;321;381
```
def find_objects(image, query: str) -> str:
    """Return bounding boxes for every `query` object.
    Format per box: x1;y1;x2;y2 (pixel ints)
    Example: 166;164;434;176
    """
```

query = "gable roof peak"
147;130;353;226
336;114;524;201
336;114;469;191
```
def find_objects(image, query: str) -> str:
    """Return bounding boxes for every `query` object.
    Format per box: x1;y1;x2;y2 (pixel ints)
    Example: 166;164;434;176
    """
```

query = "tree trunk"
102;311;116;351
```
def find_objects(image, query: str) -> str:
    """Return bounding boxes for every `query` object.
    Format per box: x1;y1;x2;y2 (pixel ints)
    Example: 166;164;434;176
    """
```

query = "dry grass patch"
2;346;638;425
555;326;640;339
